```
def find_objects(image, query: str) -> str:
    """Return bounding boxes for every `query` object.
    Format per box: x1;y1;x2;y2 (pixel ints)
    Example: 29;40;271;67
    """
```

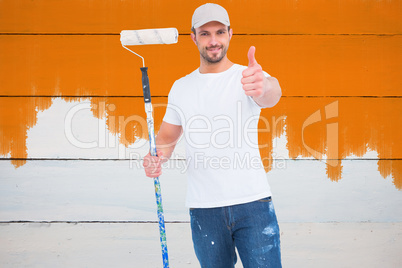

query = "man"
143;3;282;267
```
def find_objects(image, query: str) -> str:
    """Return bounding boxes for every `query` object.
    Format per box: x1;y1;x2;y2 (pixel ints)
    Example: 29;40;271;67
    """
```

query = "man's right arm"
143;121;183;178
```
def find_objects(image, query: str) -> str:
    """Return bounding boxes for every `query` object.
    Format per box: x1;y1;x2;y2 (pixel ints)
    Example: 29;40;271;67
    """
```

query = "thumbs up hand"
241;46;269;99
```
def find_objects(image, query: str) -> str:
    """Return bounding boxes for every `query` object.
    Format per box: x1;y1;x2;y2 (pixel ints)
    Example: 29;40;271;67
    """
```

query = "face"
191;21;232;64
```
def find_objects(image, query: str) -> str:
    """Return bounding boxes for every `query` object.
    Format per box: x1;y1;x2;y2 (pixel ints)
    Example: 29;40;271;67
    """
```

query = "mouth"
206;46;222;53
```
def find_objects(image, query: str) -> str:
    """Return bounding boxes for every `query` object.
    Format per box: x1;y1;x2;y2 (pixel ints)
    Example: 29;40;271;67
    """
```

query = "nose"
209;33;219;46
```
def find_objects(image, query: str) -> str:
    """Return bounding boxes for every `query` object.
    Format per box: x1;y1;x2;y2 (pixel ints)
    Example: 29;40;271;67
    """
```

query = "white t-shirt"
163;64;272;208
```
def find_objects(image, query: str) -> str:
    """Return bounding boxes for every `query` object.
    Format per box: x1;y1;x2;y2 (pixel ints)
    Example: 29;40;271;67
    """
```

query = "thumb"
247;46;257;67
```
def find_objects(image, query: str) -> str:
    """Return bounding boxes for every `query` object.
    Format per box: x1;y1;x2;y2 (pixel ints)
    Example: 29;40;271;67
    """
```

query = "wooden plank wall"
0;1;401;267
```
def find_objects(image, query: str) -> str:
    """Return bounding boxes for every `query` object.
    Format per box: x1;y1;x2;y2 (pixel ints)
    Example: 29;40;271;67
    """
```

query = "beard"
199;44;229;64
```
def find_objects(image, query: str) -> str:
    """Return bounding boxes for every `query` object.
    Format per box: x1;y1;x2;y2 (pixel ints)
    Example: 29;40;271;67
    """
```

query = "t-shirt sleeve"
162;82;182;126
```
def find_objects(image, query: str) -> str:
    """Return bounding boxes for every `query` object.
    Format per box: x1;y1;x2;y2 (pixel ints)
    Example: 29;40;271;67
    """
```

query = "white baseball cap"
191;3;230;30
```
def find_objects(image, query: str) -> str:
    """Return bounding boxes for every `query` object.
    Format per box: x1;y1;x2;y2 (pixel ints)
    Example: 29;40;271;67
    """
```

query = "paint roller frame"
120;27;178;268
121;28;178;103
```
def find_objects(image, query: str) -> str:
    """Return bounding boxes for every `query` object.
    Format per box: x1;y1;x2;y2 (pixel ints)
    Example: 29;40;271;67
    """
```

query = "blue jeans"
189;197;282;268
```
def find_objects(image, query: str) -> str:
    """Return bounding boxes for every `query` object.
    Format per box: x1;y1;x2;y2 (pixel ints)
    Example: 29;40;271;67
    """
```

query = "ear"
229;28;233;40
190;32;197;45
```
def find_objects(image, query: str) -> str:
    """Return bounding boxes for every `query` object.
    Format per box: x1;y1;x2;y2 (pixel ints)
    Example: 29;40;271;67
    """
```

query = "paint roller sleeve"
120;28;179;46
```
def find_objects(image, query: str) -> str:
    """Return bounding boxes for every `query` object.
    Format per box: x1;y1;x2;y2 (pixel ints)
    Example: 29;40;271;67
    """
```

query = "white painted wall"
1;99;401;267
1;223;401;267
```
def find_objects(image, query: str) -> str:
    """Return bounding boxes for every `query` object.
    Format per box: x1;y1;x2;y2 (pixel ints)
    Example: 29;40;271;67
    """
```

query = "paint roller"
121;28;178;46
120;27;178;268
120;28;178;103
121;27;178;64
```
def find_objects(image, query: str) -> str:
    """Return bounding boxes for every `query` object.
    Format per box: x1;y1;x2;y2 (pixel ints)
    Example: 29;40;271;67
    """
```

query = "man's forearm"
254;76;282;108
156;135;177;161
154;122;183;161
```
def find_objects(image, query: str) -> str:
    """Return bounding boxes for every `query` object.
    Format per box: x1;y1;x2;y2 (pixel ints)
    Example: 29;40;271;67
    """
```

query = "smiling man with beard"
143;3;282;267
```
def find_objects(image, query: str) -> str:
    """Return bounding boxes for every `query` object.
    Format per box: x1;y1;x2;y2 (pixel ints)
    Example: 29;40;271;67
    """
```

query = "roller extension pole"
120;28;178;268
141;67;169;268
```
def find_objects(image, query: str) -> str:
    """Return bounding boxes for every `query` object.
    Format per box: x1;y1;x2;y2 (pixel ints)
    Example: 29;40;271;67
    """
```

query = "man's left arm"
241;46;282;108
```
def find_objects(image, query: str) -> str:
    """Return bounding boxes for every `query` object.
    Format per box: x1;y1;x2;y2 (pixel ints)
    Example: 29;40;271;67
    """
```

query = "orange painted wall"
0;0;401;189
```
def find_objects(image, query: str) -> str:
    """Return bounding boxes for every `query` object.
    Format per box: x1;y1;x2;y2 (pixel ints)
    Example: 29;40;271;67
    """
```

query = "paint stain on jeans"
252;244;274;265
262;226;275;236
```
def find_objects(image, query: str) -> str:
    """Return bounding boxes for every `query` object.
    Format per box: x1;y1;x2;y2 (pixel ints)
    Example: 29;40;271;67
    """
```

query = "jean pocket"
257;196;272;202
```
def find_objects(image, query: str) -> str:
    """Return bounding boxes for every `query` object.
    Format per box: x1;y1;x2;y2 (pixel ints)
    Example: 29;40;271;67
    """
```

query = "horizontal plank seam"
0;33;400;36
0;220;188;224
0;95;168;98
0;95;400;98
1;158;400;161
0;220;397;224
